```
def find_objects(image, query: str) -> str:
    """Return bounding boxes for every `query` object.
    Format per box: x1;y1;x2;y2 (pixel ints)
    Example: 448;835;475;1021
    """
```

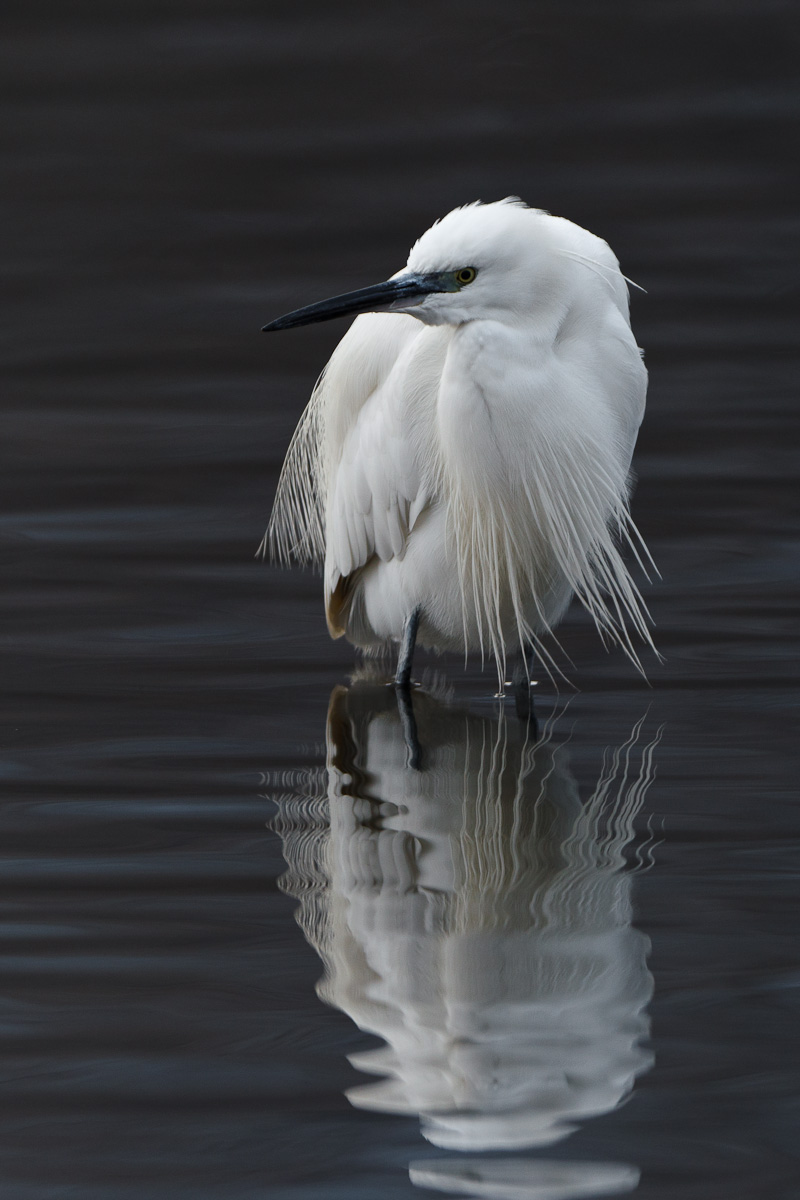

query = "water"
2;2;798;1197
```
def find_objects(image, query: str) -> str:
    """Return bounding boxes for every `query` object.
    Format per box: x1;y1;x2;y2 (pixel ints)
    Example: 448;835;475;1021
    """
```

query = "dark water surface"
2;2;799;1197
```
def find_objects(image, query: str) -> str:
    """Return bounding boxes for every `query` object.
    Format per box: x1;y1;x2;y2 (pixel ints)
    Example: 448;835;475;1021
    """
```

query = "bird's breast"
437;321;552;458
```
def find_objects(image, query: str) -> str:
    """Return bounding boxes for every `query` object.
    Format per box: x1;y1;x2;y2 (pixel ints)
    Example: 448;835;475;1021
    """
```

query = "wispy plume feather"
260;370;327;566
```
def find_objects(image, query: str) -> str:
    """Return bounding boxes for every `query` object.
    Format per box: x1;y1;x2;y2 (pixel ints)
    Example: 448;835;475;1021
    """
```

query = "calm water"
2;2;798;1197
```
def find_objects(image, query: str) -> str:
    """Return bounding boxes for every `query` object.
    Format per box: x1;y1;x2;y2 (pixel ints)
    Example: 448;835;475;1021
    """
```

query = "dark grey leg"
512;646;537;730
395;607;421;689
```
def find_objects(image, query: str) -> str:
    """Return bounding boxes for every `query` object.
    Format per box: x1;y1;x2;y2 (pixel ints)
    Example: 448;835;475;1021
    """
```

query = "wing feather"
265;311;450;639
325;386;426;588
263;312;421;569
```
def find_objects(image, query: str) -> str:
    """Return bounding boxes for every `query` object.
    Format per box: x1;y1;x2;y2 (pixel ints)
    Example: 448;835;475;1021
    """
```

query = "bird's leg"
395;684;422;770
395;607;421;690
512;647;537;730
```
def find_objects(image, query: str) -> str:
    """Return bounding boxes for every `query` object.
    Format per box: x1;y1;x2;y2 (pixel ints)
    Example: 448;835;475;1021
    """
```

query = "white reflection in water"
272;680;660;1199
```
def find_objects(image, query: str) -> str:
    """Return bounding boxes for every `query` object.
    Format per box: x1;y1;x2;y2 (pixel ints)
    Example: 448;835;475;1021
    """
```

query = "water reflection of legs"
394;683;422;771
270;682;661;1200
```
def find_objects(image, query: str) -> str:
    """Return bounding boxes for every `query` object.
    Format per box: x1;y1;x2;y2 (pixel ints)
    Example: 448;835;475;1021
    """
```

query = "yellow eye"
455;267;477;287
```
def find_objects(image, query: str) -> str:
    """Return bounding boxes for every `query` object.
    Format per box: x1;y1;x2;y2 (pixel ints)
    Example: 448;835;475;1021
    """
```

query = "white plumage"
263;198;656;683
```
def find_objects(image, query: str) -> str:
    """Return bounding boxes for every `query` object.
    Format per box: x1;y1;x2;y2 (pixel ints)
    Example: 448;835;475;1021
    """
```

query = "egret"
262;199;656;705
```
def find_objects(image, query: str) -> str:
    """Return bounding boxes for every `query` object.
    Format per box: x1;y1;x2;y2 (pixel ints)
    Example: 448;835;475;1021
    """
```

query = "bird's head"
262;198;577;334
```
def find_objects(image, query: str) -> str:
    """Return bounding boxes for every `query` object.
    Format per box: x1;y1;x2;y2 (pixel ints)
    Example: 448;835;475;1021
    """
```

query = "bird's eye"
455;267;477;287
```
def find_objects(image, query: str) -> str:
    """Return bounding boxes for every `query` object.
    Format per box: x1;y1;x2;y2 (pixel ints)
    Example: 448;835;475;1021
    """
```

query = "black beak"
262;273;443;332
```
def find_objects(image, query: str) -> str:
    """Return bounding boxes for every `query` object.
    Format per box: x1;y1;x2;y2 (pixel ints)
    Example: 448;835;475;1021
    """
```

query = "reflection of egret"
262;199;656;701
271;682;659;1197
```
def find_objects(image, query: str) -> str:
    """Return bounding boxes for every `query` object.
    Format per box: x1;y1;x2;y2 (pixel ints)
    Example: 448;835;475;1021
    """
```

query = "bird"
261;198;656;705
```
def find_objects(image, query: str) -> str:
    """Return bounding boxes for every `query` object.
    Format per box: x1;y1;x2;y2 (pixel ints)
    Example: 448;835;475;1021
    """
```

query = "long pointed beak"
262;273;442;332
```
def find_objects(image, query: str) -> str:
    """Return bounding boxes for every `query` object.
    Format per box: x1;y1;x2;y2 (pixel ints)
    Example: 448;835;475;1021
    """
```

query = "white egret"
262;199;656;701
